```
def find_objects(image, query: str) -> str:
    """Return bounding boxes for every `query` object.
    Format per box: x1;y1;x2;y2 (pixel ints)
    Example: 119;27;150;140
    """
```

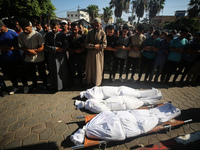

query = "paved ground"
0;73;200;150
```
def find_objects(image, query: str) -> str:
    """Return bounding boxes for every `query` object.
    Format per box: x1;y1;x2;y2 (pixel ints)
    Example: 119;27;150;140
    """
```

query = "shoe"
9;87;19;95
112;78;115;82
119;77;124;82
24;86;29;94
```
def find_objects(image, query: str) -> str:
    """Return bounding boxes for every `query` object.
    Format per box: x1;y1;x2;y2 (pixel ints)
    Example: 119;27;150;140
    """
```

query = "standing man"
0;20;29;94
60;20;71;37
18;18;47;91
67;22;85;86
125;24;146;81
161;27;189;83
45;19;70;91
85;18;107;86
137;30;161;82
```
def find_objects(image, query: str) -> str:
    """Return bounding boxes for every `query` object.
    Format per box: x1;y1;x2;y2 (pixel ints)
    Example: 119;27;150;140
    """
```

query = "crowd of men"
0;17;200;97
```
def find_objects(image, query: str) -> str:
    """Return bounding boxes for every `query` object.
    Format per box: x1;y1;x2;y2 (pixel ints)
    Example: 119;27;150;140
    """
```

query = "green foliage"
86;5;100;23
187;0;200;18
116;18;125;25
0;0;56;19
103;7;113;24
163;18;200;34
109;0;130;18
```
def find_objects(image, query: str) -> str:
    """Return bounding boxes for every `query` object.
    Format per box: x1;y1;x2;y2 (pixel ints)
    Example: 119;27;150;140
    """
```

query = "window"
71;14;73;17
75;14;77;17
68;15;70;17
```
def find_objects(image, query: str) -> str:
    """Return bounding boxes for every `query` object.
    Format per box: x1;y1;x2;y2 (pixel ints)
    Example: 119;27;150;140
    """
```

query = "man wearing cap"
60;20;71;37
0;20;29;94
85;18;107;86
45;19;70;91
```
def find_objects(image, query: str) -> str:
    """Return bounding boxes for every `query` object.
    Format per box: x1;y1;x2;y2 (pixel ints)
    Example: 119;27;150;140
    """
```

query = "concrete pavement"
0;73;200;150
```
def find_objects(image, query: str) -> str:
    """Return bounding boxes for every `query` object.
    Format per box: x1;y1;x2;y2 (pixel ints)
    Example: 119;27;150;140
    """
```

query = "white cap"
61;20;68;24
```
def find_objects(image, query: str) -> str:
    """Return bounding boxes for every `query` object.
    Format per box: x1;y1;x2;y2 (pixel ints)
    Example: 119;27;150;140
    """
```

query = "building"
99;14;114;29
67;10;89;22
151;10;188;27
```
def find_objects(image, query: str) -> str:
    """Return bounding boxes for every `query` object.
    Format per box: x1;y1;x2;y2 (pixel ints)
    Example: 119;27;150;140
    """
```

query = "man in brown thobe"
85;18;107;86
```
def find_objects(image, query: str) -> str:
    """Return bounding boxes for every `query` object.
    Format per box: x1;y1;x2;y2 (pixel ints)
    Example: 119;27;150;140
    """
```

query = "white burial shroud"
80;86;162;100
75;95;161;113
70;103;181;145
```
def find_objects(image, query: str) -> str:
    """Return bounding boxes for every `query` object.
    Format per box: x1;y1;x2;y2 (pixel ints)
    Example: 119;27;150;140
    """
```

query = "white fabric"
75;95;162;113
70;126;86;145
71;103;181;145
80;86;162;100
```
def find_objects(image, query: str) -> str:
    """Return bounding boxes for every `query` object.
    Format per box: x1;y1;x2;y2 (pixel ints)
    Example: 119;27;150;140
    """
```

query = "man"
125;24;146;81
137;30;161;82
113;25;131;82
60;20;71;36
36;21;43;32
68;21;71;31
45;19;70;91
0;20;29;94
161;27;189;83
144;26;154;38
67;22;85;86
14;21;23;34
18;18;47;91
103;25;117;81
85;18;107;86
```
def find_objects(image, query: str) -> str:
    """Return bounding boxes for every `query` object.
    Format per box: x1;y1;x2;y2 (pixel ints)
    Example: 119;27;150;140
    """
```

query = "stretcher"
70;103;192;149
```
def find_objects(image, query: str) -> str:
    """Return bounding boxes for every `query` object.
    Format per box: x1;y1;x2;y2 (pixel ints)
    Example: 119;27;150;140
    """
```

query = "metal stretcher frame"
71;102;192;149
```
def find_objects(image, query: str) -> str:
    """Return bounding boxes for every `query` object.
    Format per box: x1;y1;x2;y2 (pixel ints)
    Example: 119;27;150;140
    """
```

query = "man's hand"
94;44;101;50
26;49;37;56
56;47;64;52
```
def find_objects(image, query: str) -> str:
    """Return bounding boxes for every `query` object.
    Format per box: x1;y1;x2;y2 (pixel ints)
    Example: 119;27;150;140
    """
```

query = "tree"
0;0;56;19
163;18;200;34
187;0;200;18
103;7;113;24
116;18;125;25
148;0;165;24
109;0;131;19
85;5;100;23
132;0;148;24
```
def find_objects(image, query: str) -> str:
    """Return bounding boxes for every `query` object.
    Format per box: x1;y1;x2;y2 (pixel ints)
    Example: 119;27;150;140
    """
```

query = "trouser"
172;59;193;82
161;60;180;82
69;58;83;83
1;60;28;87
0;75;7;90
126;57;140;79
113;57;126;78
103;54;114;79
149;65;164;82
26;61;47;87
186;61;200;83
138;56;155;81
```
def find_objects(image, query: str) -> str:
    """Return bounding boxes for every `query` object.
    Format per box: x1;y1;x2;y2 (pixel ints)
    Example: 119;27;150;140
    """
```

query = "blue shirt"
0;29;23;61
143;36;160;59
182;38;200;62
155;39;169;66
167;37;188;62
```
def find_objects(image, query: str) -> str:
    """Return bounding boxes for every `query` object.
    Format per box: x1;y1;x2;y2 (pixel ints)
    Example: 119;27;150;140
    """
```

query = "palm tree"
187;0;200;18
85;5;100;23
103;7;113;25
132;0;148;24
116;18;125;25
109;0;131;19
148;0;165;23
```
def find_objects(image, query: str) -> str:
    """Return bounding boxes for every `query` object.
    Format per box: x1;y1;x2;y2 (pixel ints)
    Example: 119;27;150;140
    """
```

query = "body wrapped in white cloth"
70;103;181;145
75;95;161;113
80;86;162;100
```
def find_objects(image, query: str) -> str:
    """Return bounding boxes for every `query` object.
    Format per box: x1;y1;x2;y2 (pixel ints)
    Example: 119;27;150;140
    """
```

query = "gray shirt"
115;36;130;59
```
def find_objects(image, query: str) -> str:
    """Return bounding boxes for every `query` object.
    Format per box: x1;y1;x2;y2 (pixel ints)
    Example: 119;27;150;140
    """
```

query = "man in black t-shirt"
67;22;85;85
103;25;117;80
